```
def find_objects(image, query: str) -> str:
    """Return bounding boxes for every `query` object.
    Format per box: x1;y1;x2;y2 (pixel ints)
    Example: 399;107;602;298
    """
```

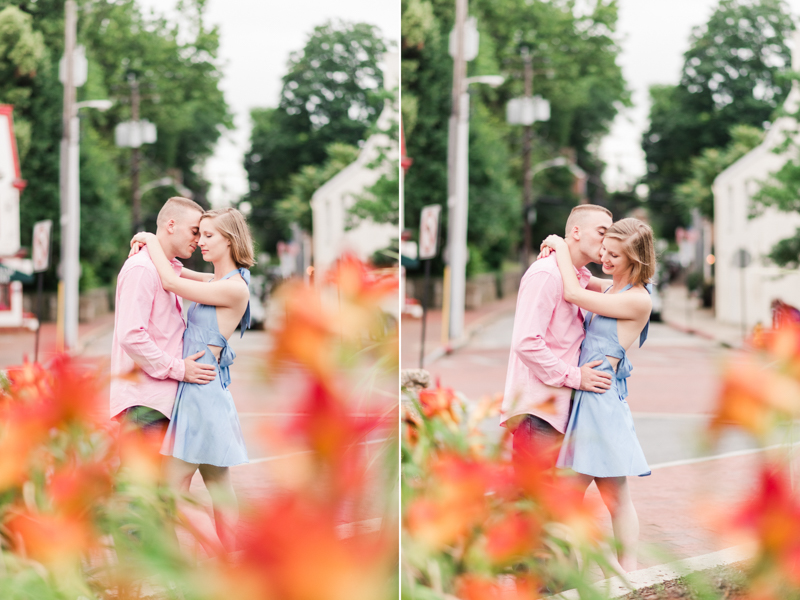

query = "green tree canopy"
4;0;231;292
402;0;629;272
675;124;764;219
244;20;388;253
643;0;793;237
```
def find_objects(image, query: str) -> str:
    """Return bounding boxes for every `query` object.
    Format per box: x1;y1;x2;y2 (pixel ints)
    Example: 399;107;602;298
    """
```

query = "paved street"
402;301;784;568
0;318;396;554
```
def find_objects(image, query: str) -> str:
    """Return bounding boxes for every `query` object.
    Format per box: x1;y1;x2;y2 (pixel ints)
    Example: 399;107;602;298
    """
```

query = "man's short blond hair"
156;197;204;228
565;204;612;236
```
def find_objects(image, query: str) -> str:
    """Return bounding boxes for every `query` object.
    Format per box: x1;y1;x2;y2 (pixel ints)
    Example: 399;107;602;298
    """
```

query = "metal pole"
420;259;431;368
450;91;469;341
59;0;78;351
130;74;142;234
740;266;747;339
446;0;468;342
34;272;43;363
521;48;533;270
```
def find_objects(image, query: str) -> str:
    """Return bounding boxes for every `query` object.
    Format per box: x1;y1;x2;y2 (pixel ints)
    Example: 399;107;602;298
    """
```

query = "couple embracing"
109;196;255;551
501;204;655;574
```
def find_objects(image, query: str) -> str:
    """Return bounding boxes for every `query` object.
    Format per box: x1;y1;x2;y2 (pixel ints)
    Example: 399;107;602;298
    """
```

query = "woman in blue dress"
540;217;655;573
132;207;253;552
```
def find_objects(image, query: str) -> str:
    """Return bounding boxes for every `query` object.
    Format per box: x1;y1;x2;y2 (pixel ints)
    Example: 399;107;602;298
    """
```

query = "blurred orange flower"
729;464;800;584
325;253;398;309
418;380;460;425
116;426;163;486
270;281;337;380
406;453;507;550
7;510;95;567
455;573;541;600
484;510;543;565
710;357;800;438
211;495;394;600
48;460;114;517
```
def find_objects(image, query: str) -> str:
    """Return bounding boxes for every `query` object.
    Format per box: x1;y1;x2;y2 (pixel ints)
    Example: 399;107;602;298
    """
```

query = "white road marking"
648;441;800;471
238;412;392;418
238;437;392;465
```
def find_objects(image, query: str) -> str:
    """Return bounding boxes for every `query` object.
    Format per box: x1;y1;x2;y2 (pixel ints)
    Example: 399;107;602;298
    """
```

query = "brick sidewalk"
0;312;116;368
400;295;517;370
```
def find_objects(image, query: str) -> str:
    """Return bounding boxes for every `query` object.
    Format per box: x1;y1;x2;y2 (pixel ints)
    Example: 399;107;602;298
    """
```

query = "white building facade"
310;52;399;278
0;104;36;329
713;41;800;328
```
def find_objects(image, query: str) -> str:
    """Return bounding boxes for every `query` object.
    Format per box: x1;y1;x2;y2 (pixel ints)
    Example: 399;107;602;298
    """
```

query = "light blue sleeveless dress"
161;268;251;467
556;283;651;478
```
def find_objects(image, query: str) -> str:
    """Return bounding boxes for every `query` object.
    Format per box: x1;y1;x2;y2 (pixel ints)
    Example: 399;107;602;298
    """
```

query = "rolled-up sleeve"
116;266;185;381
512;271;582;389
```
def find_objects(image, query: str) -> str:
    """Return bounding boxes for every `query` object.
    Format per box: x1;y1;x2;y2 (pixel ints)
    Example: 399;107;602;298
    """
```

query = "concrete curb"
661;318;741;350
422;303;517;367
546;544;755;600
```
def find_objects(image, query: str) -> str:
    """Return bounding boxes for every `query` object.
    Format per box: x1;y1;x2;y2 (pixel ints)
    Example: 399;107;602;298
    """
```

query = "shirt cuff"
168;357;185;382
565;365;582;390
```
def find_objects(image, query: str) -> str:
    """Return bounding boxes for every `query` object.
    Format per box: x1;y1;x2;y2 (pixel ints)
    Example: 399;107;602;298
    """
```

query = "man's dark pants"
512;414;565;476
118;405;170;439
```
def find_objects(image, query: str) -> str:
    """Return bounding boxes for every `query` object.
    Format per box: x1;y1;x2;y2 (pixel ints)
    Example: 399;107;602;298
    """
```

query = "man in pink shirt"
501;204;614;470
110;197;216;438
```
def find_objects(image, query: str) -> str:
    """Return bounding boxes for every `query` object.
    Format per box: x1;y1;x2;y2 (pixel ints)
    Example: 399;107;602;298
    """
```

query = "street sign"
735;248;752;269
114;120;157;148
506;96;551;125
448;17;479;62
32;220;52;273
419;205;441;260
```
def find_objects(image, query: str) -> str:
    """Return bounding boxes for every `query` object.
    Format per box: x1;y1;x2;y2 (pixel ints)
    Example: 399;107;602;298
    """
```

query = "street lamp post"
447;74;504;343
518;157;587;265
134;176;194;212
58;0;113;351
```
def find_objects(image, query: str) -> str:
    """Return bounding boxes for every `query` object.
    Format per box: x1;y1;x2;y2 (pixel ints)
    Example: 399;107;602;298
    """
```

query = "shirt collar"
140;245;183;272
576;265;591;285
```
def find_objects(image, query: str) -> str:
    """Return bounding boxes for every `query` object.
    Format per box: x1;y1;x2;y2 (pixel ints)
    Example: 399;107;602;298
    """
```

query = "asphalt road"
430;314;777;469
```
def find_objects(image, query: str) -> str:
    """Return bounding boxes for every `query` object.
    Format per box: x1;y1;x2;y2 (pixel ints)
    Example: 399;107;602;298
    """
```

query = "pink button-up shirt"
501;254;592;434
109;247;186;419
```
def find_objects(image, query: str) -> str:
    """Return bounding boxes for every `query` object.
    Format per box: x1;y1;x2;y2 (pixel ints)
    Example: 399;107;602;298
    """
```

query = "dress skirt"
161;377;249;467
556;368;650;478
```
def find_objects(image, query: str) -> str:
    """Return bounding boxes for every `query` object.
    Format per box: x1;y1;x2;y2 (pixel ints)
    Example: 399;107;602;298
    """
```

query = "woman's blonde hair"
603;218;655;287
200;207;256;269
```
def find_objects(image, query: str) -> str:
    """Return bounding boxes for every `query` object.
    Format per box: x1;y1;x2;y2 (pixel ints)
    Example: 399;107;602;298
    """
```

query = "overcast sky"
136;0;399;206
599;0;800;192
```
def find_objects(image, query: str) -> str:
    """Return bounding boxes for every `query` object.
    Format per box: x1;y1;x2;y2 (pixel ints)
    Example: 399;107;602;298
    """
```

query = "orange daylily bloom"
270;280;337;380
418;380;460;424
210;495;395;600
2;358;51;404
484;510;543;565
729;464;800;584
710;357;800;438
7;510;95;567
48;460;114;517
0;404;53;490
325;253;398;308
405;453;509;550
455;574;542;600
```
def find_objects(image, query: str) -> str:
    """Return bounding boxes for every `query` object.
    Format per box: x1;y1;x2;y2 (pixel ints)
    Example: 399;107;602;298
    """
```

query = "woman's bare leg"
595;476;639;572
164;456;198;494
567;472;626;576
163;457;221;556
198;464;238;552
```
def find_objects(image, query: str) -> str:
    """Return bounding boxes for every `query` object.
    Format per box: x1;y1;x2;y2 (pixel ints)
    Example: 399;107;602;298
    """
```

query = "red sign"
419;205;441;260
32;220;52;272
